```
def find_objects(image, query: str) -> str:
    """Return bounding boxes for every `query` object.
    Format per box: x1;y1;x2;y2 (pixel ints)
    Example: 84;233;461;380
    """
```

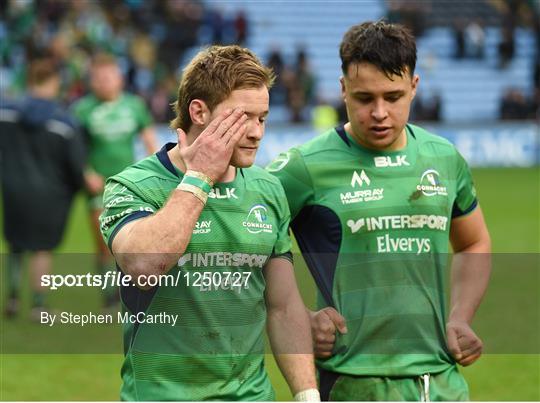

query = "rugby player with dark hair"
269;21;491;401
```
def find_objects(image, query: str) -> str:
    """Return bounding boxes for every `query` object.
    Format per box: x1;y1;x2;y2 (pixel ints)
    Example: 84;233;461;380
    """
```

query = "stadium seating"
417;27;535;121
202;1;535;122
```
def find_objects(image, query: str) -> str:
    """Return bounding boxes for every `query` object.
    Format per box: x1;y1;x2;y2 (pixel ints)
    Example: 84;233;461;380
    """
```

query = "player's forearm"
449;239;491;324
267;302;317;395
274;353;318;399
114;190;204;277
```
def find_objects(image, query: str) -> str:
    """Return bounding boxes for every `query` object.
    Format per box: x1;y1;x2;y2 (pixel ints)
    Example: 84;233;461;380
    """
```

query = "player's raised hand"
446;321;483;366
177;107;248;183
310;307;348;358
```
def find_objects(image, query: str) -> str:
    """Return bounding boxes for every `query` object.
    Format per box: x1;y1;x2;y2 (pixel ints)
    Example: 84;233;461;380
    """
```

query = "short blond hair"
171;45;275;132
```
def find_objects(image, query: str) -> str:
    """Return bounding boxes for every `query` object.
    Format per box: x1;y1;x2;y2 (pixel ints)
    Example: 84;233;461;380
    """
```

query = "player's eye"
258;117;267;124
356;97;372;104
384;93;403;102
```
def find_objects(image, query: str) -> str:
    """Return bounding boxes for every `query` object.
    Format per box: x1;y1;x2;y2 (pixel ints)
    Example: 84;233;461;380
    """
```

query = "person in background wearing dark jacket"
0;58;85;320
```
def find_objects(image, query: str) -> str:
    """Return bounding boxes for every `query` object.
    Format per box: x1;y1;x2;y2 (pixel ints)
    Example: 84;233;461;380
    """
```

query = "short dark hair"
339;21;417;78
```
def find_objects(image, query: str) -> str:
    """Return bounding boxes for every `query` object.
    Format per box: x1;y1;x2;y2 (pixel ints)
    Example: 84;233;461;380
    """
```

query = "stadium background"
1;0;539;400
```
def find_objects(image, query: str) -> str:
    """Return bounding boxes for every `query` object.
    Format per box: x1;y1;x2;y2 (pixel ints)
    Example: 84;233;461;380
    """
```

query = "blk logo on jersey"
340;170;384;205
209;188;238;199
374;155;410;167
417;169;448;197
243;204;273;234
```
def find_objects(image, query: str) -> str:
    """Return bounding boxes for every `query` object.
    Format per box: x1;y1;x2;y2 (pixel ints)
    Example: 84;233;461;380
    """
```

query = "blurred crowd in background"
1;0;539;124
0;0;316;125
2;0;238;124
387;0;539;121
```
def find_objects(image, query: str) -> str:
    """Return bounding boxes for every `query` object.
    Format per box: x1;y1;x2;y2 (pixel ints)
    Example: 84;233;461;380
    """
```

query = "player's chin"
367;133;399;149
231;149;258;168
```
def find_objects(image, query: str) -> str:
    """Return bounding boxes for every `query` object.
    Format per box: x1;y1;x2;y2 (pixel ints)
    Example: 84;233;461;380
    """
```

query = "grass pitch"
1;167;539;400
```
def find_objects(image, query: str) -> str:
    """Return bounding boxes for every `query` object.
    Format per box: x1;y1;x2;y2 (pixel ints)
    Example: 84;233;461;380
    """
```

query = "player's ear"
340;76;347;103
188;99;210;127
410;74;420;100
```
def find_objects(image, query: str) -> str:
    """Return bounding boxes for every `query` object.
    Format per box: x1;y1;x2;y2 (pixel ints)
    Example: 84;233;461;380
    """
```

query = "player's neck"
96;92;122;102
215;166;236;183
30;82;59;100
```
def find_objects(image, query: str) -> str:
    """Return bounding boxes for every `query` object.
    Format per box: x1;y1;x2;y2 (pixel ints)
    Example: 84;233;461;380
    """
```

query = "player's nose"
371;100;388;121
246;120;264;140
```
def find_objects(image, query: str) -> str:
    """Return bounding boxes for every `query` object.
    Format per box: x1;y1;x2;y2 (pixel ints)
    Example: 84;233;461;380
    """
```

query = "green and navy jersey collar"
335;124;416;154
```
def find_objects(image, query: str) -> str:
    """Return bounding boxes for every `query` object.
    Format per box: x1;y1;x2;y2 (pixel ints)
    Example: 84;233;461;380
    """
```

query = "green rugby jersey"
73;93;152;179
100;143;292;401
267;124;477;377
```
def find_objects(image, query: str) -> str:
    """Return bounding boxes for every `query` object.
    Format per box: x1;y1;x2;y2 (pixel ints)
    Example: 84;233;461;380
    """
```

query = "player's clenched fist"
177;107;248;183
446;321;483;366
310;307;348;358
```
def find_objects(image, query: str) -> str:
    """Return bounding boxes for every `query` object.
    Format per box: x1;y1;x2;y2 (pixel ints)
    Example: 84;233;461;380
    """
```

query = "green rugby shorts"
319;365;469;401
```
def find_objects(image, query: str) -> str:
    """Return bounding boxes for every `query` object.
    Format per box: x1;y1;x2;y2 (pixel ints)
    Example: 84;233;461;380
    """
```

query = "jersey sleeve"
271;183;293;261
99;178;157;249
452;149;478;218
266;148;315;220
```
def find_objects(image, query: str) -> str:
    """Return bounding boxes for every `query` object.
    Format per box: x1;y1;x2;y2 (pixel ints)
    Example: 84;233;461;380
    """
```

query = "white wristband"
294;388;320;402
